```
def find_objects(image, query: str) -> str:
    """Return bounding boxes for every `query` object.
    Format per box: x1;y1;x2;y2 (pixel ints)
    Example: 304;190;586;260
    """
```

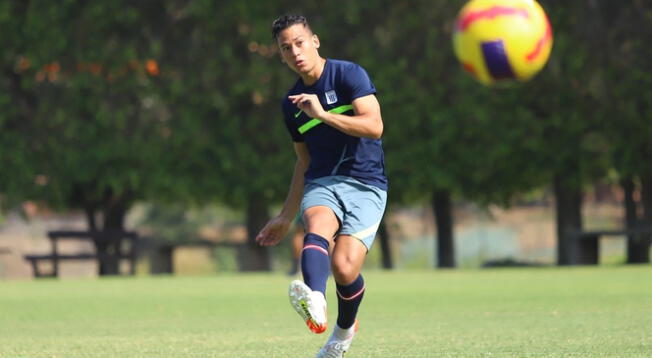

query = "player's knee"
331;257;358;284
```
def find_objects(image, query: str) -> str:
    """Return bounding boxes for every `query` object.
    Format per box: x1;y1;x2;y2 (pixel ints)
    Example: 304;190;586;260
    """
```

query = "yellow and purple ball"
452;0;553;86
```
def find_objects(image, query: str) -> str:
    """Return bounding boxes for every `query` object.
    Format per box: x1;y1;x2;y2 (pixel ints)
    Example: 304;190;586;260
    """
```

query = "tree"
0;1;218;274
601;0;652;263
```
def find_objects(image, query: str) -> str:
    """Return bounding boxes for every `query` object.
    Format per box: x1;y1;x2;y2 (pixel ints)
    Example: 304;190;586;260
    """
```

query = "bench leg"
28;259;57;278
29;260;42;277
627;234;651;263
578;235;599;265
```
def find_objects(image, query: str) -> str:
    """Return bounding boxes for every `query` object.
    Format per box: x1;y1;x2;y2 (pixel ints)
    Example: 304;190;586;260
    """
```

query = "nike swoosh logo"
294;109;303;118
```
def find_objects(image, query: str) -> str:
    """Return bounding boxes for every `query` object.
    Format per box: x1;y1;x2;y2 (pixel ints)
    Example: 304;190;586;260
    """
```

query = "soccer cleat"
289;280;328;334
315;320;359;358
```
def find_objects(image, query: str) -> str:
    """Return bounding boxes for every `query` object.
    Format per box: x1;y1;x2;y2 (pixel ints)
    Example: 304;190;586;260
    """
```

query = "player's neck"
300;57;326;86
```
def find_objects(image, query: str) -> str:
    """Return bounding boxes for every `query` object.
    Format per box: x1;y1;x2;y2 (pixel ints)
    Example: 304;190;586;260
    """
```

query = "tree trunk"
622;177;648;263
85;206;98;232
433;190;455;268
237;194;272;271
632;173;652;263
554;175;584;265
97;196;129;275
377;220;393;269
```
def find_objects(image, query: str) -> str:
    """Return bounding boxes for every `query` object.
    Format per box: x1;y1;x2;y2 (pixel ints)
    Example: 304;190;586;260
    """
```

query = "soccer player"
256;14;387;358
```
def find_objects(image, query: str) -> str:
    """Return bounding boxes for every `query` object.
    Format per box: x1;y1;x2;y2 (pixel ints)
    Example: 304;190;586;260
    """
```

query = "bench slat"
25;254;133;261
48;231;138;240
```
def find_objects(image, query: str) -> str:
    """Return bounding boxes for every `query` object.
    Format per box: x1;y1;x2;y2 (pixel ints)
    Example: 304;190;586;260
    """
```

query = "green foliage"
1;2;177;212
0;2;298;215
1;0;651;219
599;1;652;177
115;1;302;208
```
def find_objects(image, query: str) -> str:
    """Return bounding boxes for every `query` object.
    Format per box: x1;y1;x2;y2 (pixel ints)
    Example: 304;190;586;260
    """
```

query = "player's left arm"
288;93;383;139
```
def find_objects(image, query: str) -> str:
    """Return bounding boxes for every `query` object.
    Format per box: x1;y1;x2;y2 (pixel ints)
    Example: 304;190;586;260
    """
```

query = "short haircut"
271;14;312;39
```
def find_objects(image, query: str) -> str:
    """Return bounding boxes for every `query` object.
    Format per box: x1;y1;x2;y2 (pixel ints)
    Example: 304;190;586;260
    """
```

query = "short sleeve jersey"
282;59;388;191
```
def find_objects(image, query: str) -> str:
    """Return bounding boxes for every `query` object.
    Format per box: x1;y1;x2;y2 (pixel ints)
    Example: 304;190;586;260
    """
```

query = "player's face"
276;24;321;75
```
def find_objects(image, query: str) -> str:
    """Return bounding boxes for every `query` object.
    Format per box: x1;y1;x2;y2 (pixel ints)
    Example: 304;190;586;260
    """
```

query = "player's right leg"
289;204;340;334
289;279;328;333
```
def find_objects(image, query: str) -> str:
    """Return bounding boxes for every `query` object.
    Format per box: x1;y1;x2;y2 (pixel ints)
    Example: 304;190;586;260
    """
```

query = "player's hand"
288;93;325;120
255;216;292;246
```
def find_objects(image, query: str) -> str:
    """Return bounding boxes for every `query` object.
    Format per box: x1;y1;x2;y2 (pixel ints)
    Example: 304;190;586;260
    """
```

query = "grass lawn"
1;266;651;357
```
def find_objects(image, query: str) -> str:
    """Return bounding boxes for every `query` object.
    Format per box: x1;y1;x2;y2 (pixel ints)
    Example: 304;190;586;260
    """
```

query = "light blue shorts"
300;176;387;250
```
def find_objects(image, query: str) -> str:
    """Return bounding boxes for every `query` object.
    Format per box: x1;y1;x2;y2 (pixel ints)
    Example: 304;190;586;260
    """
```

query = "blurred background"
1;0;651;279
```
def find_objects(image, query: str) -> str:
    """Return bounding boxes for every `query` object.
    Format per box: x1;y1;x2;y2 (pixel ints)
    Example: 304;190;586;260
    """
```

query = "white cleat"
288;280;328;334
316;320;359;358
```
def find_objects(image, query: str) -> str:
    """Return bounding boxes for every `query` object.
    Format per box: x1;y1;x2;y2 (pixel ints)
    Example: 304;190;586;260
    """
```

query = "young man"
256;14;387;358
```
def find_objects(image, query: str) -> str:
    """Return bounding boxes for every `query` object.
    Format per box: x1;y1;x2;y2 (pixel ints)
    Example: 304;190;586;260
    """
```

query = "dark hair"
271;14;311;39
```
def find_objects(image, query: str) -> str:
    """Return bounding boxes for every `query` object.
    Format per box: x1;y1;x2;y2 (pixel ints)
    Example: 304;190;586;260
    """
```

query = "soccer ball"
452;0;553;86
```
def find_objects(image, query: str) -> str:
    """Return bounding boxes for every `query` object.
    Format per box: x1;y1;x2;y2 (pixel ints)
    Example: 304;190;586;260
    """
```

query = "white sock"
333;324;355;340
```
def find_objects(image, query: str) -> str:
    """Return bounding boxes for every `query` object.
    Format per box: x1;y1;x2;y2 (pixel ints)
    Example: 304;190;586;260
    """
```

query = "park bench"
574;227;652;264
24;230;138;278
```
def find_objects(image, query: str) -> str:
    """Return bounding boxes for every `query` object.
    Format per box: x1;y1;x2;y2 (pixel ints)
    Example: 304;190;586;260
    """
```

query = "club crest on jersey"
325;90;338;105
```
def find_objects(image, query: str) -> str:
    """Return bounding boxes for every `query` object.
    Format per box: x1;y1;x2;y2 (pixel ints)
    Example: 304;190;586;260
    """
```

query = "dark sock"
336;274;365;329
301;233;330;295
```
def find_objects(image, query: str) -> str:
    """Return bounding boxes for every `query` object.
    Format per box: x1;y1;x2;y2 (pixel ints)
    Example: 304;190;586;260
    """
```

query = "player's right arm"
256;142;310;246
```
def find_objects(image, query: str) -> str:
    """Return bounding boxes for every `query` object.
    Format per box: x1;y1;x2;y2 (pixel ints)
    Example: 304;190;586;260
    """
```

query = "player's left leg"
332;236;367;328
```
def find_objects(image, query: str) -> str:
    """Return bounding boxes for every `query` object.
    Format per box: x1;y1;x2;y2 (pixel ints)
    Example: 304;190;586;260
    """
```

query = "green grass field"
1;266;651;357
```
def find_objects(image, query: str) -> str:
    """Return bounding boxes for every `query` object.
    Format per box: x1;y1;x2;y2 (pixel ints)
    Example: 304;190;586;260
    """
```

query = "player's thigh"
301;181;344;242
303;206;339;244
331;235;367;285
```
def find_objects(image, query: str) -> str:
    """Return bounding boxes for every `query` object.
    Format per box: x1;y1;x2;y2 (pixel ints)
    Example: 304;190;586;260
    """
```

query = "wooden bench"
24;230;138;278
575;228;652;264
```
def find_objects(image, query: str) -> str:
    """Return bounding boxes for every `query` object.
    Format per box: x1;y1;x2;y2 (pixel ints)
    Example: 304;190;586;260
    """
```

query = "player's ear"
313;34;320;49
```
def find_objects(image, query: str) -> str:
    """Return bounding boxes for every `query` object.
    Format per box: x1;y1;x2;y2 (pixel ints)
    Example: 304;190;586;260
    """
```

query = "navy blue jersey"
282;59;388;190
